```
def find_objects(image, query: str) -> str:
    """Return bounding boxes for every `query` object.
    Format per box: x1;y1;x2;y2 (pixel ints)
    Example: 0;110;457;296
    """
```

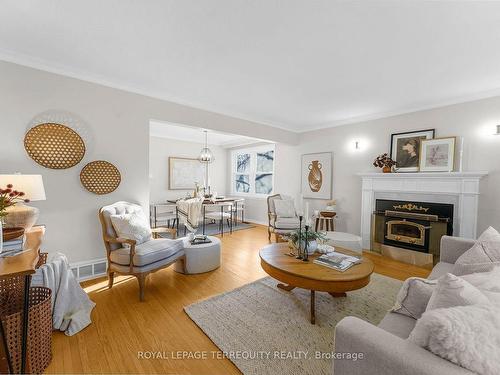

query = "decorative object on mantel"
0;175;46;238
24;123;86;169
390;129;435;172
80;160;121;195
301;152;332;199
373;153;396;173
419;137;456;172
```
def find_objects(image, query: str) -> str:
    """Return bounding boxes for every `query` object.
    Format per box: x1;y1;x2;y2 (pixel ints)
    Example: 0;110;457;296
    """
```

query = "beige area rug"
185;274;403;375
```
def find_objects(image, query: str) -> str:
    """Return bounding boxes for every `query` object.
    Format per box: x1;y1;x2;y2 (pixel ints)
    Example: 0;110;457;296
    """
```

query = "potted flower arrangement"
373;153;396;173
0;184;30;247
284;229;327;255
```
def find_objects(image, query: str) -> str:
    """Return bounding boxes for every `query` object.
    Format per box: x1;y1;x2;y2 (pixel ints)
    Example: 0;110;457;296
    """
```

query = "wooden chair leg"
137;274;146;302
108;271;115;289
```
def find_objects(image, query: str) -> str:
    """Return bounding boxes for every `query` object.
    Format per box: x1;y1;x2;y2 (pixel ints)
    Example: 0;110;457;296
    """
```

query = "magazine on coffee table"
313;252;361;272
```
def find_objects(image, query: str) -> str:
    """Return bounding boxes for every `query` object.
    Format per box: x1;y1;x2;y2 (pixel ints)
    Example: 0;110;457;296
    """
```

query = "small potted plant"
0;184;30;247
284;229;328;255
373;153;396;173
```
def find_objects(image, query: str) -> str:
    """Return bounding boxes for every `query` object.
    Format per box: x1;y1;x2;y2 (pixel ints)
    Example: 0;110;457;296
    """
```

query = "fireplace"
372;199;453;268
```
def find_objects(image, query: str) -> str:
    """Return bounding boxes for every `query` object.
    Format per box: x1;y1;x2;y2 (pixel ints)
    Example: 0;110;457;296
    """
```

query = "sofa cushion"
452;261;500;276
391;277;437;319
274;217;300;229
110;238;184;266
378;312;416;339
454;226;500;267
409;304;500;375
428;262;454;279
426;273;489;311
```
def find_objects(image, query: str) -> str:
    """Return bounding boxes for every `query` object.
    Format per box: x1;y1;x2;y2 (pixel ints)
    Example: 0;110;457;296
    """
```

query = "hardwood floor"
46;225;429;374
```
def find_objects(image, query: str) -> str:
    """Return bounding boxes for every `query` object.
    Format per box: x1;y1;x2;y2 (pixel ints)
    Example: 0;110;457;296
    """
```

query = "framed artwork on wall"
168;157;205;190
390;129;435;172
419;137;456;172
301;152;332;199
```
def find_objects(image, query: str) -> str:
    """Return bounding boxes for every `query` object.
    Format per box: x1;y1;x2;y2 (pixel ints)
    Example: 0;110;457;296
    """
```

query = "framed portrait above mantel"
390;129;435;172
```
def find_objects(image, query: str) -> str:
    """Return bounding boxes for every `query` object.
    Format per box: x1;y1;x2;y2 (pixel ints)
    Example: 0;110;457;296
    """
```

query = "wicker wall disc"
24;123;86;169
80;160;121;195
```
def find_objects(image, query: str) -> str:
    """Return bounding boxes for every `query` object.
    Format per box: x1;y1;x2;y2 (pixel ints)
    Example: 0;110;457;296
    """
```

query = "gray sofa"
334;235;476;375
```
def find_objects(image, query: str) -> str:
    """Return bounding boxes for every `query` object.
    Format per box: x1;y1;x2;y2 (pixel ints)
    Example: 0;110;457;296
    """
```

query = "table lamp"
0;174;46;229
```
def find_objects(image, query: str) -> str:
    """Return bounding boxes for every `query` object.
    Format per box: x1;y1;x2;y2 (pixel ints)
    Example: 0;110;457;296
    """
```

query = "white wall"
149;136;227;202
292;96;500;236
0;61;296;263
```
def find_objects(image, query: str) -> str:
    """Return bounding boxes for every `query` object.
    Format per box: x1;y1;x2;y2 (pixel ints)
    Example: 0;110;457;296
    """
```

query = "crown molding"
0;48;294;132
2;47;500;136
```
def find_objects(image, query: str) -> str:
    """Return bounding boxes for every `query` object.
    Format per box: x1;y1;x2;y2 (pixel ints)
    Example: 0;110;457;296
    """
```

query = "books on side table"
313;251;362;272
190;234;212;245
1;236;25;257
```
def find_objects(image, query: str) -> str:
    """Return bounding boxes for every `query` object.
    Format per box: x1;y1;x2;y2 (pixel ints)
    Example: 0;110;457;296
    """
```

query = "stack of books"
190;234;212;245
1;237;25;257
313;252;362;272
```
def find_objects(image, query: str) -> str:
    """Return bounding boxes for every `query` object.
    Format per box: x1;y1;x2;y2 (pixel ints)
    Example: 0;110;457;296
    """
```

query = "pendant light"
199;130;214;163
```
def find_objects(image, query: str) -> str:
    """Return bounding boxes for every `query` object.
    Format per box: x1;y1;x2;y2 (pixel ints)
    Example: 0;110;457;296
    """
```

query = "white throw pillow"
454;227;500;269
392;267;500;319
408;304;500;375
425;273;489;311
391;277;437;319
274;199;296;218
110;211;152;245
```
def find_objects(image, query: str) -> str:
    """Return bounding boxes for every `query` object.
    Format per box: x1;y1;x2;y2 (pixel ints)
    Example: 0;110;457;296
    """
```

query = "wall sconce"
495;125;500;135
355;141;360;150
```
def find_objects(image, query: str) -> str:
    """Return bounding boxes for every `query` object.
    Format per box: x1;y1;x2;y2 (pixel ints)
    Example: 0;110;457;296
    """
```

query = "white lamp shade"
0;174;46;201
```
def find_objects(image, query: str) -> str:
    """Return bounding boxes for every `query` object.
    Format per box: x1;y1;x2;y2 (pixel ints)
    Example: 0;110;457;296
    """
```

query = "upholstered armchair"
267;194;301;242
98;201;185;301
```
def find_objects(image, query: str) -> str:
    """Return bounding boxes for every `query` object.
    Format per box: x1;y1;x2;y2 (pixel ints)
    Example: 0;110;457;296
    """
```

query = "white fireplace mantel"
358;171;488;250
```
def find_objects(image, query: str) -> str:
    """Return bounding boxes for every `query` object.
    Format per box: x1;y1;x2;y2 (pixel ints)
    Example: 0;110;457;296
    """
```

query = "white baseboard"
244;219;268;226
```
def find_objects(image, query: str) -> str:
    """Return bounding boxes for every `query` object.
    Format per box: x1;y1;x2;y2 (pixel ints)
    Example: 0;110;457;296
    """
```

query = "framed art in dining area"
419;137;456;172
390;129;435;172
168;157;205;190
301;152;332;199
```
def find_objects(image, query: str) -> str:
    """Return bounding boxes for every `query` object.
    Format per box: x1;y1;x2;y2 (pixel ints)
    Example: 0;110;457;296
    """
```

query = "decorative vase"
382;166;392;173
299;240;318;255
308;160;323;192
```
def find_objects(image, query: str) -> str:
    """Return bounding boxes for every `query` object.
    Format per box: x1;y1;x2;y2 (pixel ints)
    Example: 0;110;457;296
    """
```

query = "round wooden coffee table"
259;243;374;324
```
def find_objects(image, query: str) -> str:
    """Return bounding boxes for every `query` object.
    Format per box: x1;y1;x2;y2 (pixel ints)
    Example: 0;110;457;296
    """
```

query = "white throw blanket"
32;253;96;336
176;197;203;229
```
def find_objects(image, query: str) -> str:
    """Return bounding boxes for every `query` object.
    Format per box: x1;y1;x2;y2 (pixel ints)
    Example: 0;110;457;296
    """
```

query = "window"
232;144;275;196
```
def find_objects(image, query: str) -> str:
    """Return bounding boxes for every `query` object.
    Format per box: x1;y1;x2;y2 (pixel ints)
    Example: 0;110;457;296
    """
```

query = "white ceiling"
149;120;269;148
2;1;500;132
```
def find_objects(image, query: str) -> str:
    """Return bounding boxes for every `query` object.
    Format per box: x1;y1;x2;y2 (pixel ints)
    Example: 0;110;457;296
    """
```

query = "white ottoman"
174;236;221;274
325;231;363;253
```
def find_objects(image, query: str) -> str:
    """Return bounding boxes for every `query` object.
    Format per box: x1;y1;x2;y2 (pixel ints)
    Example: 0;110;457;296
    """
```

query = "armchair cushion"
110;211;152;245
273;199;296;218
274;217;300;230
110;238;184;266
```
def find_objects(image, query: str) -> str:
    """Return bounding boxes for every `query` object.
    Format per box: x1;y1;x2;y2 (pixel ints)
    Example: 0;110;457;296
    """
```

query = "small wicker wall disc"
24;123;86;169
80;160;121;195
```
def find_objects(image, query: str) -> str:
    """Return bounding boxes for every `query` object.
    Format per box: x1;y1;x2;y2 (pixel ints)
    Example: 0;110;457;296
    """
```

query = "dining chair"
203;202;233;236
